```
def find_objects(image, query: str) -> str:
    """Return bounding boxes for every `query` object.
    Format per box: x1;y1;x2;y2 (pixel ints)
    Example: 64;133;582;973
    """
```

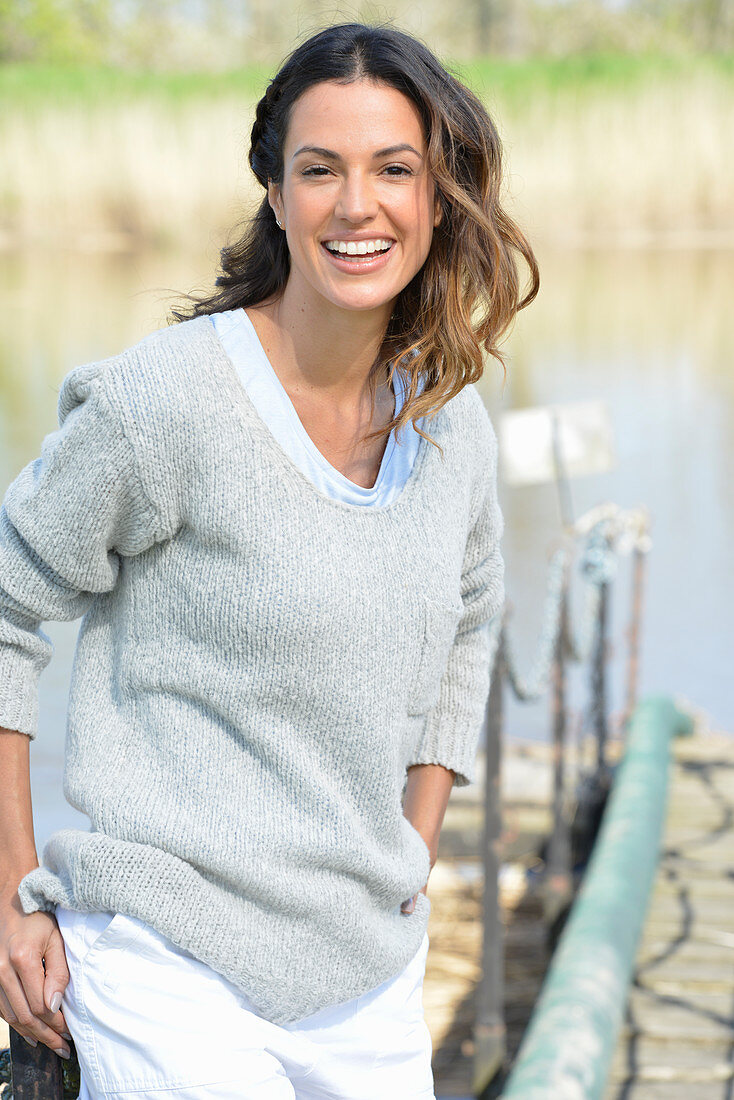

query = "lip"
320;240;396;273
320;235;397;244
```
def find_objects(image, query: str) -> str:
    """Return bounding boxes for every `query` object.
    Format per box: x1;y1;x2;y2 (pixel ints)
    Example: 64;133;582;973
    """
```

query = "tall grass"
1;54;732;250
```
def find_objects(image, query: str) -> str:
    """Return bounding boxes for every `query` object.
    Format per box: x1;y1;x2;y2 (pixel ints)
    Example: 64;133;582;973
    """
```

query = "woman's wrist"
403;762;454;864
0;858;38;906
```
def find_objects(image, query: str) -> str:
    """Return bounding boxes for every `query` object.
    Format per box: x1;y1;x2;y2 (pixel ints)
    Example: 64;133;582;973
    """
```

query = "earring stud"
276;217;283;229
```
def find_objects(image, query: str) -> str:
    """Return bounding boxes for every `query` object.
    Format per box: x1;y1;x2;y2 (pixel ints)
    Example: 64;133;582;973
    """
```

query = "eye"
382;164;414;177
301;165;332;177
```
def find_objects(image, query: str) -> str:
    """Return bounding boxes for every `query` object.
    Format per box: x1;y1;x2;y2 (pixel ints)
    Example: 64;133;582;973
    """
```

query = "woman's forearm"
403;762;455;869
0;728;40;901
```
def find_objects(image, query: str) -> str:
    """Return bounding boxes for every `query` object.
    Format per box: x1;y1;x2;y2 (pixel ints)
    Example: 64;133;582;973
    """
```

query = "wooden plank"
604;1082;733;1100
606;730;734;1099
609;1034;732;1074
429;731;734;1097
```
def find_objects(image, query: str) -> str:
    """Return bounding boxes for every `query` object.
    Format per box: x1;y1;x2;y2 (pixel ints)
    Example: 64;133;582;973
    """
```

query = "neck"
255;274;395;412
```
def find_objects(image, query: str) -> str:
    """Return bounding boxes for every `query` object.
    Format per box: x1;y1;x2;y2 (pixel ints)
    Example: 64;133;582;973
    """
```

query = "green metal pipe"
499;695;689;1100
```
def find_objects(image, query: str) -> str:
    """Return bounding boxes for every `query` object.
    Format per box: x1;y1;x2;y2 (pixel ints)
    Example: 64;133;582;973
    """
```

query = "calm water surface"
0;244;731;854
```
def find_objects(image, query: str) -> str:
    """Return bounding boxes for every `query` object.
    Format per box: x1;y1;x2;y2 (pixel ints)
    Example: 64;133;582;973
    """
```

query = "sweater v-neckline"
234;307;400;498
199;313;434;516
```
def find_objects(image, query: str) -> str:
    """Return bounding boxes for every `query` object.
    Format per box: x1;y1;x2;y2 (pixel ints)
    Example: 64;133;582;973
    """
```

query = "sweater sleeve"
0;361;163;739
406;426;505;789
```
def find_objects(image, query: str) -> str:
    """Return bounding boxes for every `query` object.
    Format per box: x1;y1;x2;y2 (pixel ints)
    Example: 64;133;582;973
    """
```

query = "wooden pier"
603;725;734;1100
424;723;734;1099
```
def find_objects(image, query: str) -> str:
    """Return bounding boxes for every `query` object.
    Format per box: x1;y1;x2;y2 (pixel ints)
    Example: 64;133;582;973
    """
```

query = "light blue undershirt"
210;308;423;508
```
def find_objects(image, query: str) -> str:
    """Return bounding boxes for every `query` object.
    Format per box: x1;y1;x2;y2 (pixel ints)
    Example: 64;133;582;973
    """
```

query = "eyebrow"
292;143;423;160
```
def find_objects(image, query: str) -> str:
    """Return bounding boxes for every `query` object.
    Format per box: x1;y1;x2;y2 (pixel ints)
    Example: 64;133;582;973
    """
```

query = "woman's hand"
401;881;429;914
0;898;72;1058
401;762;452;915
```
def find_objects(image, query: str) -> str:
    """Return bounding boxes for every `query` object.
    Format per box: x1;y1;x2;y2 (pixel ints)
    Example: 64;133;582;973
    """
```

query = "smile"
320;239;395;271
323;238;394;256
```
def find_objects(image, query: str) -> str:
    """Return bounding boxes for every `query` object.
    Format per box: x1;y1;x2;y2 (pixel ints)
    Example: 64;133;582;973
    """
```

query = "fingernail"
49;991;63;1013
23;1035;38;1047
62;1031;73;1041
58;1045;71;1059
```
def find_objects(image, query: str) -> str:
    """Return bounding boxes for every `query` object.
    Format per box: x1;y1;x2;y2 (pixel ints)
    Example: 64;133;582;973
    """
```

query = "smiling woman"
0;21;536;1100
268;79;441;320
172;21;539;461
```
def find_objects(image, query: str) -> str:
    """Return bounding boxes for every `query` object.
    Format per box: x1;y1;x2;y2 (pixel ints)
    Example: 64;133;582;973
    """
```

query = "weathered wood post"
9;1026;64;1099
473;623;507;1093
544;570;573;935
622;543;647;733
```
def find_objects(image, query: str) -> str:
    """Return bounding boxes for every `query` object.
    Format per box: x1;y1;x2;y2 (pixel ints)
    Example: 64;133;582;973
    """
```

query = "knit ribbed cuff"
407;707;484;788
406;615;497;788
0;644;40;738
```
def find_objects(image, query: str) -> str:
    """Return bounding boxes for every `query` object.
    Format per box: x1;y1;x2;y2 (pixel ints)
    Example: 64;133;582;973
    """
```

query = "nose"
334;170;378;224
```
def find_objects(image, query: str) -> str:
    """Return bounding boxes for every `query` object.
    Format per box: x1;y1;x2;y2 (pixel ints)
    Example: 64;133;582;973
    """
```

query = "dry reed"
2;62;732;251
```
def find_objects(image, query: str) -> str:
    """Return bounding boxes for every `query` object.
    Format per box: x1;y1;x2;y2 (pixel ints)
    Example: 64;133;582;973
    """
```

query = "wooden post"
9;1027;64;1099
544;579;573;932
473;627;506;1093
592;580;610;777
622;545;646;734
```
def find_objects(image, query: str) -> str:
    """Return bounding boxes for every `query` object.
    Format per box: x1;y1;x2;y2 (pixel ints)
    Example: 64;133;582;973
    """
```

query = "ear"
267;179;283;225
433;191;443;228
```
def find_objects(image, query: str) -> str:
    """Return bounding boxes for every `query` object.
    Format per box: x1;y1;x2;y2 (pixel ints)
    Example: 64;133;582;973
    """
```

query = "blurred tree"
0;0;730;66
0;0;113;62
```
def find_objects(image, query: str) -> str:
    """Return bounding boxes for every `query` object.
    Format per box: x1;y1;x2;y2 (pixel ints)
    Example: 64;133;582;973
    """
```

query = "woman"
0;22;537;1099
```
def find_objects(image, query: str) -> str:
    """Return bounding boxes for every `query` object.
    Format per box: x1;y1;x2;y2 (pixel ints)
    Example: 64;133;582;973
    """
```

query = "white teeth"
324;239;392;256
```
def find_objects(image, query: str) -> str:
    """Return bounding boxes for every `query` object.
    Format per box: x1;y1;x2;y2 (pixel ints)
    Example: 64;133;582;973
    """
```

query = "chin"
332;296;396;313
323;283;404;313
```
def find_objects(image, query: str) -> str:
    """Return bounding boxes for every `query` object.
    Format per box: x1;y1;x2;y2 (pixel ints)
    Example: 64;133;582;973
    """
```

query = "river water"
0;243;731;854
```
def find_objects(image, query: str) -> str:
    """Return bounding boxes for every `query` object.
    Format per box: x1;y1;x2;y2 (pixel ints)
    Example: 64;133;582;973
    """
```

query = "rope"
493;504;651;701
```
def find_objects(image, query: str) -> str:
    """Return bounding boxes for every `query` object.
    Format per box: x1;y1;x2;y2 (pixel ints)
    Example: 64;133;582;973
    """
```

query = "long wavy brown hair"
169;22;539;452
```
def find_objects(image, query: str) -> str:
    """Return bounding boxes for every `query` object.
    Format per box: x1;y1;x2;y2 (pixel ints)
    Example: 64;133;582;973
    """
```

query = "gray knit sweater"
0;314;505;1024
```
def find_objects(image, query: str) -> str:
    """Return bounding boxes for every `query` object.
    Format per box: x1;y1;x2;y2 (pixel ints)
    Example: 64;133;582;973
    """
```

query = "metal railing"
499;695;680;1099
473;503;652;1095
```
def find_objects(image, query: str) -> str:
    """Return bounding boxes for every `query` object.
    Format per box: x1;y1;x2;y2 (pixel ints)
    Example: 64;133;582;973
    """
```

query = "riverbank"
2;54;732;251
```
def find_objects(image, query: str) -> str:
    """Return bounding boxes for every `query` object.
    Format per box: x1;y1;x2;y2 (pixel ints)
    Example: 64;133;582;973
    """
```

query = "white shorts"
55;904;435;1099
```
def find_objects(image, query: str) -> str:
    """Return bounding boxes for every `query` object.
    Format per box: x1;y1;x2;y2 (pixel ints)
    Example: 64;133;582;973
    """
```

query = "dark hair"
170;22;539;451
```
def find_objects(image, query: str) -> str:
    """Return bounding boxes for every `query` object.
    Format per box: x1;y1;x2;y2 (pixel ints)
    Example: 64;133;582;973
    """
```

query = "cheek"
400;188;437;255
285;186;330;237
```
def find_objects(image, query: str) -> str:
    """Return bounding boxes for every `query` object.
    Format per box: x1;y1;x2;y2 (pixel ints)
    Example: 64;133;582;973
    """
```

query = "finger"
2;959;71;1055
400;893;417;913
39;929;72;1037
0;984;19;1028
0;986;67;1038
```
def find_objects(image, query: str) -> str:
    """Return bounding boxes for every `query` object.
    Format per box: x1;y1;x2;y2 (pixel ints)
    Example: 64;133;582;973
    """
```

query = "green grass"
1;51;732;109
0;62;272;107
452;51;734;106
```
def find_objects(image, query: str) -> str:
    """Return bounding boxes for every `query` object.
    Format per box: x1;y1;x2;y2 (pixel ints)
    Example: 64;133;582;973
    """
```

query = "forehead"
284;79;426;156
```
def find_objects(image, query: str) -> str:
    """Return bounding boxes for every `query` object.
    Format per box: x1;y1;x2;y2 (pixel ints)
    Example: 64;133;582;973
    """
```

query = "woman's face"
268;78;441;319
